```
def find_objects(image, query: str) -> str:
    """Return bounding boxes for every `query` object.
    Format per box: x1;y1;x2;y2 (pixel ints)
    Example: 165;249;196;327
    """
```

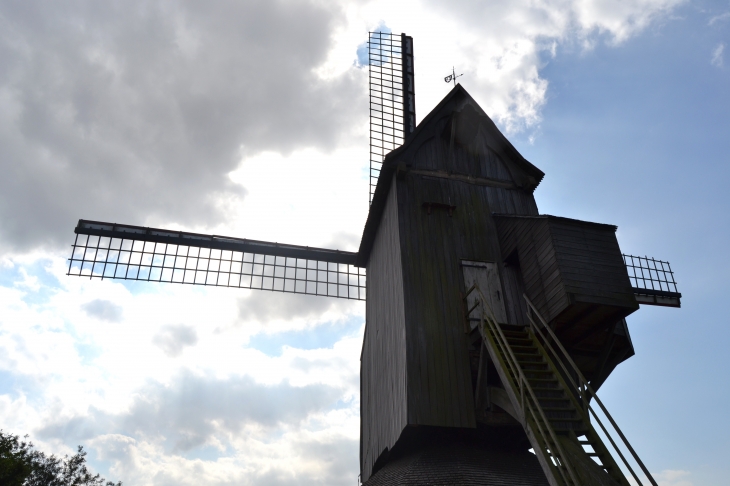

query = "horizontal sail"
68;220;365;300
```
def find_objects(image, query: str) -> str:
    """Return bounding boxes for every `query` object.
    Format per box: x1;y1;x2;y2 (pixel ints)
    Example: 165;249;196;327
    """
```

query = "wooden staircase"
467;286;658;486
496;327;627;485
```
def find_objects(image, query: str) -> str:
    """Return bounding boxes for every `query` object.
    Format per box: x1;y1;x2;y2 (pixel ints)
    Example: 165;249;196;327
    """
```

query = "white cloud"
0;0;689;483
628;469;694;486
656;469;694;486
82;299;124;323
340;0;686;134
712;43;725;67
152;325;198;357
0;0;364;253
0;255;363;484
0;0;687;254
708;12;730;25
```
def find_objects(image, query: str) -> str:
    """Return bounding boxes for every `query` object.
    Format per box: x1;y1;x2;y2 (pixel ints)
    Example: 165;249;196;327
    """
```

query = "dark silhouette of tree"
0;431;121;486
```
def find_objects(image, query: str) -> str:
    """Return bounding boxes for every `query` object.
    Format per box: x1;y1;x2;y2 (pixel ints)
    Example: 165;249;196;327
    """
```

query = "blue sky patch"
356;22;391;67
0;259;61;306
247;316;363;356
74;341;103;366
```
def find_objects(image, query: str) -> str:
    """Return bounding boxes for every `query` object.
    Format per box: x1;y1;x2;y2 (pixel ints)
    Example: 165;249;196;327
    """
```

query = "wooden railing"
523;295;658;486
470;286;580;485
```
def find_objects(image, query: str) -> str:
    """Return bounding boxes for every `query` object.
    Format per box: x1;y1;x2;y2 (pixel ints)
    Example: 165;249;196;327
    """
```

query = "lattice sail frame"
68;221;366;300
622;254;679;295
368;32;414;204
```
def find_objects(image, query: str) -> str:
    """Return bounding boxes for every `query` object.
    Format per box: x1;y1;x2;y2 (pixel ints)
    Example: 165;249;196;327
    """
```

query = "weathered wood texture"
396;132;540;433
501;263;529;327
462;261;508;326
360;86;544;481
493;215;638;326
493;213;639;385
361;177;408;481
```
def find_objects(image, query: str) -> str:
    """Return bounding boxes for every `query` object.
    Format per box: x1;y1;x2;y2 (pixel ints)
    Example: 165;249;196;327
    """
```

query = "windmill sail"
63;42;685;485
67;220;365;300
368;32;415;204
622;254;681;307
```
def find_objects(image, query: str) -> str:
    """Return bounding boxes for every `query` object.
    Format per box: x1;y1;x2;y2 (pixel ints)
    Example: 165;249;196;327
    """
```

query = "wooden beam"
592;320;619;384
634;293;681;308
76;219;358;265
488;386;519;422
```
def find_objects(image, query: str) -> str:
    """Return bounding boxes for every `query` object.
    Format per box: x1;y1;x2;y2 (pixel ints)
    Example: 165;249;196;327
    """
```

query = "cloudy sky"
0;0;728;484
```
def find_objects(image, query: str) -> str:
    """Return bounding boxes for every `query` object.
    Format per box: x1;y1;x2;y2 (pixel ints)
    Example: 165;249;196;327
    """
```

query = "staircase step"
533;390;565;399
500;329;528;336
527;378;560;385
543;410;578;419
525;375;555;382
508;345;537;352
534;414;584;422
524;369;553;375
521;363;549;371
550;426;588;434
537;394;568;401
505;338;533;345
548;423;587;432
484;322;633;485
512;348;539;355
537;397;575;410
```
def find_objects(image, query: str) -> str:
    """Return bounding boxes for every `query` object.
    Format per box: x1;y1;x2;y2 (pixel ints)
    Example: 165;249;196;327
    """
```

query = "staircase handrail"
524;304;641;485
523;294;658;486
472;286;580;485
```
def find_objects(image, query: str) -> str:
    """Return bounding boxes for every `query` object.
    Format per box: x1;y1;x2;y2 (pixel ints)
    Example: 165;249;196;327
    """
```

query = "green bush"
0;430;121;486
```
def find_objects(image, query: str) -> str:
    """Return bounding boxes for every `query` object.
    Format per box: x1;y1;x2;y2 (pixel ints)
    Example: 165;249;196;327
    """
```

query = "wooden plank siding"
358;85;546;481
361;177;408;481
397;132;539;430
358;86;643;480
493;215;639;326
492;215;639;386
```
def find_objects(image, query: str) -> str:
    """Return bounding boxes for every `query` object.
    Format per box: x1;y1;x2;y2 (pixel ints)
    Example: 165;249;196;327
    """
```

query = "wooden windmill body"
67;34;680;486
358;84;651;485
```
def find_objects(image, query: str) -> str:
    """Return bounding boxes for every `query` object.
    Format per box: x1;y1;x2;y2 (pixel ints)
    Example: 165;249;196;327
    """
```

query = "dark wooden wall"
396;130;538;429
550;218;637;310
361;177;408;481
494;215;637;325
360;87;544;481
359;86;642;480
494;216;565;321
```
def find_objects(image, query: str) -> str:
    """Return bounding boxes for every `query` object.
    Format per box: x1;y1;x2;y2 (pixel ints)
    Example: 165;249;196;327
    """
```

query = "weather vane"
444;66;463;86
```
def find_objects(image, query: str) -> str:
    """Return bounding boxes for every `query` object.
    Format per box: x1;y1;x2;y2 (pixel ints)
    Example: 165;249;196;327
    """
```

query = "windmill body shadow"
67;34;680;486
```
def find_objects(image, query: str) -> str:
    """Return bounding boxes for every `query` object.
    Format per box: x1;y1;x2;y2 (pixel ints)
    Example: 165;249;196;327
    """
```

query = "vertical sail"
368;32;415;204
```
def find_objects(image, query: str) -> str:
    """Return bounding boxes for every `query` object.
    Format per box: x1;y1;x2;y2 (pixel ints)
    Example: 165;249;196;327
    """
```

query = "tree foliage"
0;430;121;486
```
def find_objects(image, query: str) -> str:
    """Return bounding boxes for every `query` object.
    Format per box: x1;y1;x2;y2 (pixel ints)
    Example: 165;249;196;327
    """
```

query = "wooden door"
462;260;508;327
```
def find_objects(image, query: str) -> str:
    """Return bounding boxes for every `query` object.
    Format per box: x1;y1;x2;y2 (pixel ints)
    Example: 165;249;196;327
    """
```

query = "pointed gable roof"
385;83;544;189
356;84;544;266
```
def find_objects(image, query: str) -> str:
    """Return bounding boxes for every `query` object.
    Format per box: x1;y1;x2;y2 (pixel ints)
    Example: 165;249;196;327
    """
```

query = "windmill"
67;32;681;486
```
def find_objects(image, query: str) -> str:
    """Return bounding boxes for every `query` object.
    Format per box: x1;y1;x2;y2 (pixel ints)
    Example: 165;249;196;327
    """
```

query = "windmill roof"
356;84;544;266
383;84;544;185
